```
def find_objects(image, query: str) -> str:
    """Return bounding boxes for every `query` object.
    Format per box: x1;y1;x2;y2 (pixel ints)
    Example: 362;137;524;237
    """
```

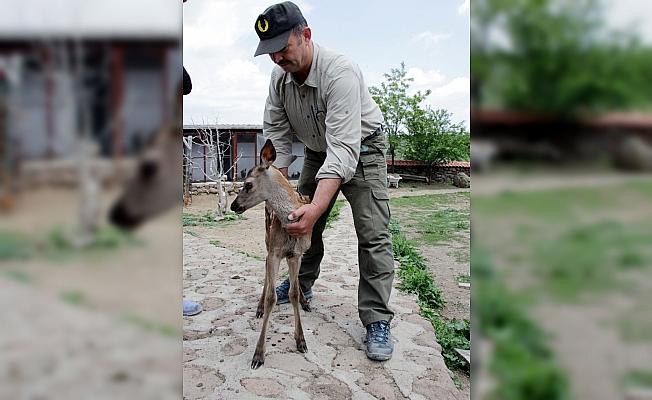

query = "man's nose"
270;52;283;64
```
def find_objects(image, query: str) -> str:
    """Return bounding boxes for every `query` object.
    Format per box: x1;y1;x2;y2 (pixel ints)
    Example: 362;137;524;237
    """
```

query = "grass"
474;181;652;302
623;369;652;389
237;250;263;261
474;246;570;400
390;193;470;245
1;226;140;262
456;274;470;284
209;239;221;247
2;269;33;284
44;225;141;259
451;248;471;264
60;290;91;307
182;210;247;227
389;219;469;372
533;220;652;299
325;199;346;229
473;186;618;221
619;317;652;342
120;313;178;337
0;230;32;260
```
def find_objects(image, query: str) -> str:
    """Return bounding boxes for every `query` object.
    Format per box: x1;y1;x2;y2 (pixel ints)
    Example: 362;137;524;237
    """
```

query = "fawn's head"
230;139;281;213
109;127;181;229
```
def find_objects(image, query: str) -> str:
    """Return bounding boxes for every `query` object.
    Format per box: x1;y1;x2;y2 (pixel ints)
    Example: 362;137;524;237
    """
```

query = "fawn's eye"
244;182;253;191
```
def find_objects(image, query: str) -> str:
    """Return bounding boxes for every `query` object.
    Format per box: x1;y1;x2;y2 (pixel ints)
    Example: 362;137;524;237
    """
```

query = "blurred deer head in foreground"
109;127;182;229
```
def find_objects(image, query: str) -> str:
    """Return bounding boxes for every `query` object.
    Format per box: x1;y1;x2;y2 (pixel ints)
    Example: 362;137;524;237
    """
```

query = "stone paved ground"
183;203;462;400
0;280;180;400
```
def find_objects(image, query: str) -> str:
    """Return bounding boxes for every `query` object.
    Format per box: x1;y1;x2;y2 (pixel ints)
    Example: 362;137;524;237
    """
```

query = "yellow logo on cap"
257;18;269;33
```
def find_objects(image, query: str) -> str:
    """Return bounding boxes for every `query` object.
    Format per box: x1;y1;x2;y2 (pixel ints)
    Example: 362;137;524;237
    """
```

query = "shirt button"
312;135;316;137
307;115;310;118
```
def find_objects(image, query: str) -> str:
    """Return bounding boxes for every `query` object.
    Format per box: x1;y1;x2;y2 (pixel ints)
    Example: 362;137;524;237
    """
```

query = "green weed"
3;269;32;284
120;313;178;337
623;369;652;389
0;230;32;260
474;247;569;400
60;290;90;307
183;211;246;227
390;219;470;372
534;220;652;298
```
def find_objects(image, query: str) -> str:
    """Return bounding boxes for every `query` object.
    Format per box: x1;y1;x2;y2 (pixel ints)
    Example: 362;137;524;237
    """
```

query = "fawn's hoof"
296;338;308;353
255;308;263;318
301;303;312;312
251;353;265;369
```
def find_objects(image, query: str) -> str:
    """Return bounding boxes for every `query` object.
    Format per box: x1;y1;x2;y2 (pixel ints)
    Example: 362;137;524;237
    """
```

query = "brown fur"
230;140;312;369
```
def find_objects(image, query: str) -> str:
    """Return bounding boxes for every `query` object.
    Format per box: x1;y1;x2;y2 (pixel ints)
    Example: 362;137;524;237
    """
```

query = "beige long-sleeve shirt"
263;42;384;183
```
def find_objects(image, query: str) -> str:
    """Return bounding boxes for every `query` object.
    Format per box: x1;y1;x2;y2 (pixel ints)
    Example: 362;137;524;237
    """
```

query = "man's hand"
284;177;341;237
285;203;322;237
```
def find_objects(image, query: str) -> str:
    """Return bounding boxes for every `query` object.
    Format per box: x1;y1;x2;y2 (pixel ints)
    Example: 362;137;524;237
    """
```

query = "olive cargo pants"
296;134;395;326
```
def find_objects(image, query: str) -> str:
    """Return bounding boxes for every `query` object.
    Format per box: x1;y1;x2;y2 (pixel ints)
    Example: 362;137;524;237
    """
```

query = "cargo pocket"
360;153;379;181
371;185;391;232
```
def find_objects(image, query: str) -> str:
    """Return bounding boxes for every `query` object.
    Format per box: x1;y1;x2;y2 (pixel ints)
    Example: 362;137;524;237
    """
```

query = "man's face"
269;31;307;73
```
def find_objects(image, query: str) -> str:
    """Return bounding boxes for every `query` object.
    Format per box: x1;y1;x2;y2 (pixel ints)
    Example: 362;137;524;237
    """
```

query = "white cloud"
431;77;470;97
411;31;452;46
182;0;318;124
458;0;470;15
603;0;652;43
405;67;469;127
182;1;468;127
407;67;446;87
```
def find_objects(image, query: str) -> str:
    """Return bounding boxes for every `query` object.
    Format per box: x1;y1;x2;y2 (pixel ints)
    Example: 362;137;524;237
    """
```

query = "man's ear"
260;139;276;168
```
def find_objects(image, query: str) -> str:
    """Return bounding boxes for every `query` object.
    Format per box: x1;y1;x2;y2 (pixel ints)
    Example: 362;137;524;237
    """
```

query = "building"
0;0;181;160
183;124;305;182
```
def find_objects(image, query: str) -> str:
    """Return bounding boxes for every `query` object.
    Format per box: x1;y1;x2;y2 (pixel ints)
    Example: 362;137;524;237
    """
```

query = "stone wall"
388;164;471;184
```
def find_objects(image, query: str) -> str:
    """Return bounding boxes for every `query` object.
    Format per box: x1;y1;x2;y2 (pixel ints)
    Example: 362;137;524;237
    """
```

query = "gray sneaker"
365;320;393;361
275;278;313;305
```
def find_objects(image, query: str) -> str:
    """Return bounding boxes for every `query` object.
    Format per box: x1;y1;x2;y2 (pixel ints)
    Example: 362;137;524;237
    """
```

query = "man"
253;1;395;361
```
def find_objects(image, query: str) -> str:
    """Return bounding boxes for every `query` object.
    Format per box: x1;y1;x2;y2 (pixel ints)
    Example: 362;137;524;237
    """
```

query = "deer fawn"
230;139;312;369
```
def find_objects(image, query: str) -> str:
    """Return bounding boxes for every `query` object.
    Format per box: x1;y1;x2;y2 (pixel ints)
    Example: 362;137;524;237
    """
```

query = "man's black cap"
254;1;306;57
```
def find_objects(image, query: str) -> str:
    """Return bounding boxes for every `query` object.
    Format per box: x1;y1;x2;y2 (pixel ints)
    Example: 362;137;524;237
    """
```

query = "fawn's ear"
260;139;276;168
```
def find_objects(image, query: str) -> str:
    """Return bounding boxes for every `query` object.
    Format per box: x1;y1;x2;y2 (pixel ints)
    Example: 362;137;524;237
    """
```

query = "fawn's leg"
252;252;280;369
288;255;307;353
256;258;268;318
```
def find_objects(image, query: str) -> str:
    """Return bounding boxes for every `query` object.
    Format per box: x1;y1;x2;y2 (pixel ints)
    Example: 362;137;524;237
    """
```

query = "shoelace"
368;322;390;343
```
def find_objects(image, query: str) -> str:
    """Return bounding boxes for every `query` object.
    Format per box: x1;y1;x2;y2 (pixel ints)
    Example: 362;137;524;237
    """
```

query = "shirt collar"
284;42;319;88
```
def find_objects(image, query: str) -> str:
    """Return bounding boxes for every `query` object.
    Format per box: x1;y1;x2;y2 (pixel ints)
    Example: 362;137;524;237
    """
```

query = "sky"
182;0;471;127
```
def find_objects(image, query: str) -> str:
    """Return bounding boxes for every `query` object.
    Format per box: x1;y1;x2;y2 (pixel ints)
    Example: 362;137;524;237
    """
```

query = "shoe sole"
366;350;392;361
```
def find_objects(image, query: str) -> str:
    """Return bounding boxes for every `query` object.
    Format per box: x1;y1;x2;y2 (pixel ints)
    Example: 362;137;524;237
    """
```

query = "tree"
184;125;240;218
472;0;652;115
369;62;430;171
404;107;470;164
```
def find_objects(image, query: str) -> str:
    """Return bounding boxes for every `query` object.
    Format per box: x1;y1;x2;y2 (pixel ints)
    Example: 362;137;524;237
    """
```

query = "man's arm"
285;177;341;237
263;70;294;168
